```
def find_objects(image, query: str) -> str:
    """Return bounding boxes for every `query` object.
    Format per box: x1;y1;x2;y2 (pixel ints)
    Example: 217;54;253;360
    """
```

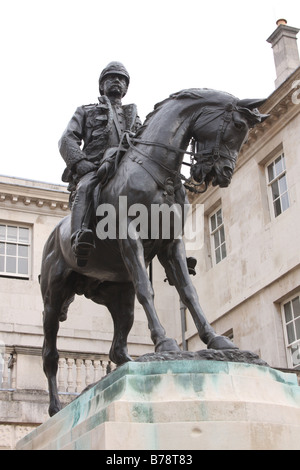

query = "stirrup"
71;229;95;267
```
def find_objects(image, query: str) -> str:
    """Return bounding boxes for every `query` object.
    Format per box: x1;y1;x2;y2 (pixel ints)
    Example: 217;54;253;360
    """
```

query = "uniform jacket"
59;95;141;183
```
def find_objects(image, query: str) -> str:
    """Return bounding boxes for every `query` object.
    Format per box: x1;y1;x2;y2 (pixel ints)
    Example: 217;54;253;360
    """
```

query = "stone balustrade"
56;356;116;394
0;346;115;394
0;351;16;390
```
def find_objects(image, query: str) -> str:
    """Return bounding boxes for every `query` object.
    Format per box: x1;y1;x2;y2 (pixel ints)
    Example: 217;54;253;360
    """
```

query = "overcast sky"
1;0;299;185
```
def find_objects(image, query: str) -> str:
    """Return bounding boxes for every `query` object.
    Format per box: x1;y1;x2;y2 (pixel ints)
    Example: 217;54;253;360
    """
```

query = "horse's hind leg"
40;260;75;416
106;282;135;366
42;303;61;417
89;281;135;366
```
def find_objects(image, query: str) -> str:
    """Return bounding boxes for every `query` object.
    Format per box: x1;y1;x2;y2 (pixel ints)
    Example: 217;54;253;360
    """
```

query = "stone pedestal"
16;359;300;450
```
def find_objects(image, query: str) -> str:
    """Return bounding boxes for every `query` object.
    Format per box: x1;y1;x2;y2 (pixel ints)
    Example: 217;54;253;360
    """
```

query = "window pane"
274;198;282;217
18;245;28;257
0;256;4;272
295;318;300;340
6;257;16;273
19;227;29;243
221;243;227;259
292;297;300;319
0;243;4;255
7;226;17;242
287;322;295;344
6;244;16;256
216;209;222;227
220;226;225;244
210;214;216;232
281;192;289;212
279;175;287;193
216;247;221;264
284;302;293;323
291;343;300;367
267;163;274;182
274;156;283;176
271;180;280;201
214;231;220;249
0;226;5;240
18;258;28;275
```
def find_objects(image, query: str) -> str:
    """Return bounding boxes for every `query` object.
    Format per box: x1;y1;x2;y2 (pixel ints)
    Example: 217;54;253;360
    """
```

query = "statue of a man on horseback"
41;77;268;416
59;62;142;266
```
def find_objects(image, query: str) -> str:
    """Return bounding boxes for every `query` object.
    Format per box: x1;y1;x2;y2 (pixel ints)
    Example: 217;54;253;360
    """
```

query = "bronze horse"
41;88;268;416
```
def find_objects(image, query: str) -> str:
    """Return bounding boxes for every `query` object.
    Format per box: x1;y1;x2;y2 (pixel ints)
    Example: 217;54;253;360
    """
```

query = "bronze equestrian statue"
41;64;268;416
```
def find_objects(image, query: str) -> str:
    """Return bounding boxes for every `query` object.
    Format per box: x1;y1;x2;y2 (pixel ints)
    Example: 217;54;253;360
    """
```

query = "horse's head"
190;96;269;189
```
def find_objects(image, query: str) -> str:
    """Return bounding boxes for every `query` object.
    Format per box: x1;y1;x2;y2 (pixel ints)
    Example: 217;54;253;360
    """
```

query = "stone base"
16;359;300;450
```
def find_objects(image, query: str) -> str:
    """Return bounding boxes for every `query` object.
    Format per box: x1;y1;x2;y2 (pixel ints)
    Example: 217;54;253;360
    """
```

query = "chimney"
267;19;300;88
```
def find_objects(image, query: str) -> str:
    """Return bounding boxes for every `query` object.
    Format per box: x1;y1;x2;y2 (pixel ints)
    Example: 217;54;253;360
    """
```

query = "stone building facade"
177;21;300;374
1;20;300;450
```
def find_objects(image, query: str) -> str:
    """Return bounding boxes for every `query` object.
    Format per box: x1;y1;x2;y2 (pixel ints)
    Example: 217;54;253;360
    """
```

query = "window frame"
0;223;32;280
281;294;300;370
209;207;227;265
265;152;290;218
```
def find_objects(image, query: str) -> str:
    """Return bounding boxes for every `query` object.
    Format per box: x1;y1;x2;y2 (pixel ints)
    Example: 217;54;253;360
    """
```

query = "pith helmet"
99;61;130;94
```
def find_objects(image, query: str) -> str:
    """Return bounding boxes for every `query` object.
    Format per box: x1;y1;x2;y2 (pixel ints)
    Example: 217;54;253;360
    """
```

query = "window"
210;208;226;264
266;153;290;217
282;295;300;370
0;224;31;279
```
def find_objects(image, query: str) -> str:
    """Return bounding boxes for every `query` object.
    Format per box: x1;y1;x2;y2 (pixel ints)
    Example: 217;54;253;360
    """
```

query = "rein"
124;103;236;194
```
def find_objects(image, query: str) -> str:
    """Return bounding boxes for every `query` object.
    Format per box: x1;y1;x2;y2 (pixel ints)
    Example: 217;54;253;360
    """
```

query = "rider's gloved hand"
75;159;98;176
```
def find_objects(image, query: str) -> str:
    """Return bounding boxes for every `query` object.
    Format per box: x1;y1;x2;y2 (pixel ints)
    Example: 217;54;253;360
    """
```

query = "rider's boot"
71;229;95;267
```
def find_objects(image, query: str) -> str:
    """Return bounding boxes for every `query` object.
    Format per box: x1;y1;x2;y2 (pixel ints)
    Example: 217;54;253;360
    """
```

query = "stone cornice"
239;66;300;157
0;177;70;213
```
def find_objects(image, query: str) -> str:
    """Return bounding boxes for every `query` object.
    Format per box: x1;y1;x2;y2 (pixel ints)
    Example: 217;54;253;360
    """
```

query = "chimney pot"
276;19;287;26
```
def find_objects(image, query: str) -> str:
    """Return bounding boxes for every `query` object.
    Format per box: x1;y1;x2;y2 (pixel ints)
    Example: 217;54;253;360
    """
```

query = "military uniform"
59;96;141;189
58;62;141;266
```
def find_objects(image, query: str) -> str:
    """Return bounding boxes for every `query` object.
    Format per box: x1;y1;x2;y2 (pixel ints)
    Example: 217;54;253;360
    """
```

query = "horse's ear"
237;98;267;109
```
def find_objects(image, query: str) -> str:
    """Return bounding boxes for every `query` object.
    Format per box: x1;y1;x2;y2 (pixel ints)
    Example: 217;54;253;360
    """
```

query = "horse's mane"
136;88;266;137
135;88;237;137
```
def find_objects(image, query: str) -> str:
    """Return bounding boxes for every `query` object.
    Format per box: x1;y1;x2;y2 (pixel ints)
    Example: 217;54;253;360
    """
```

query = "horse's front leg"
158;239;237;350
118;230;180;353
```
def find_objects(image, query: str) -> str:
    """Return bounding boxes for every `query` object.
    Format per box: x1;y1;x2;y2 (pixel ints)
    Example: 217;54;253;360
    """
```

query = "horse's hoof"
155;337;181;353
49;402;62;417
207;335;238;350
109;349;133;367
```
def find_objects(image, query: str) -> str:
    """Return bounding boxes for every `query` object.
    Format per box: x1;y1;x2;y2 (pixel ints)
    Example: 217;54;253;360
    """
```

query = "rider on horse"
59;62;142;266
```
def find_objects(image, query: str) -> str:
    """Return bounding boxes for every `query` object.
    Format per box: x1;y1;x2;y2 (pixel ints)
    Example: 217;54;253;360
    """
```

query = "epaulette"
82;103;97;109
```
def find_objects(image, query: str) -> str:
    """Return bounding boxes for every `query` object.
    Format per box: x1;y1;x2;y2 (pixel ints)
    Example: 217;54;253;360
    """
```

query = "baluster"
110;362;116;372
57;358;66;392
10;354;17;389
93;360;101;382
67;358;75;393
2;354;10;389
101;360;109;377
75;358;83;393
85;359;92;387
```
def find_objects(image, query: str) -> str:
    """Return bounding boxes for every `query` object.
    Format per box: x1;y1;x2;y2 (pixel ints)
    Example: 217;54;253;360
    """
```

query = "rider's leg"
71;171;99;265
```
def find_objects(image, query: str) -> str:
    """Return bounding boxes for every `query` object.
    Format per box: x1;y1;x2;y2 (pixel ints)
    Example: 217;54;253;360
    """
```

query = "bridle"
121;103;237;194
